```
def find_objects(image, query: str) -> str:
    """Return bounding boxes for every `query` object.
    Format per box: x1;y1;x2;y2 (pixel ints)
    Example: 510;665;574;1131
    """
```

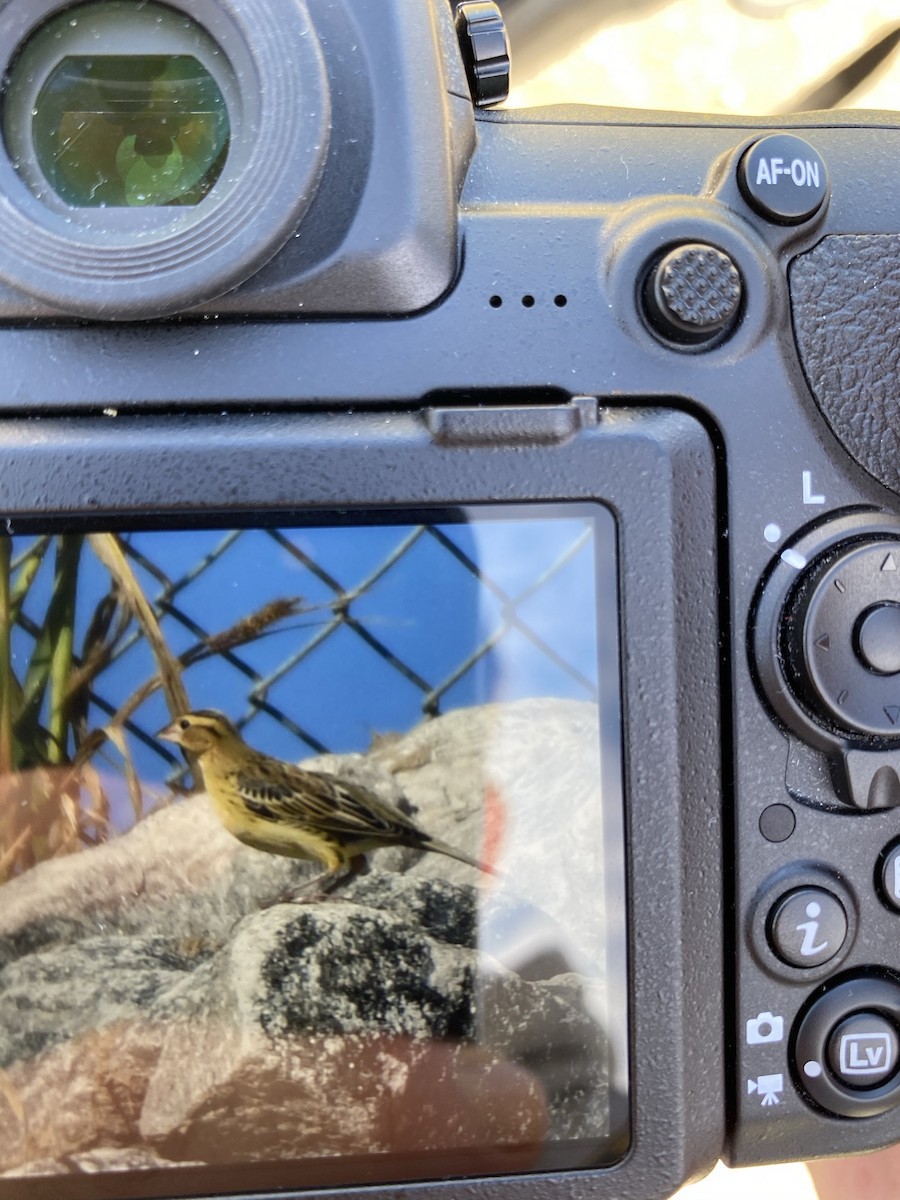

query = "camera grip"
791;234;900;496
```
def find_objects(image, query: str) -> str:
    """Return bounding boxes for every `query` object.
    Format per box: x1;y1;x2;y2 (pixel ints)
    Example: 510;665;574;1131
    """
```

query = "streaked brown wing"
233;764;424;845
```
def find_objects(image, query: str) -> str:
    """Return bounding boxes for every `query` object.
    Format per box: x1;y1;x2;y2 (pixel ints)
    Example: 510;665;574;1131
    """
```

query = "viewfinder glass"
3;3;231;208
33;54;229;208
0;506;627;1197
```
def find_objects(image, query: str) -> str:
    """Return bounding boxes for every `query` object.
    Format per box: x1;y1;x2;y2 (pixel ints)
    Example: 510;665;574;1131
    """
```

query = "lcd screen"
0;504;628;1197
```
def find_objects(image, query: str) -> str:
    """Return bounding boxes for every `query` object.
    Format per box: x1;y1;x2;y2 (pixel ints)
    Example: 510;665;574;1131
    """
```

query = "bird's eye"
179;718;190;730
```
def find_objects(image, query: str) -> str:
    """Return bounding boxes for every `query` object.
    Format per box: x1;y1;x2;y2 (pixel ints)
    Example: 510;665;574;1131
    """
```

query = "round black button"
738;134;828;225
827;1011;900;1089
643;242;742;346
878;842;900;913
856;603;900;676
759;803;796;843
795;976;900;1117
763;806;796;844
767;886;847;967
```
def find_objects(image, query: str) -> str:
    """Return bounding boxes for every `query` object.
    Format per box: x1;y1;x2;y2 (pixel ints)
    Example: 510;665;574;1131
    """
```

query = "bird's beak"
157;721;182;745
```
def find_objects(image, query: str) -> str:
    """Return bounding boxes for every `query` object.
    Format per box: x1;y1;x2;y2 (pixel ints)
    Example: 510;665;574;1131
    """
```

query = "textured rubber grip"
791;234;900;496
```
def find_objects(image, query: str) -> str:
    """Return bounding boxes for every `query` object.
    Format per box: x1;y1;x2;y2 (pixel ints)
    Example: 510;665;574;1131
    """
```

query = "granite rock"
0;699;611;1176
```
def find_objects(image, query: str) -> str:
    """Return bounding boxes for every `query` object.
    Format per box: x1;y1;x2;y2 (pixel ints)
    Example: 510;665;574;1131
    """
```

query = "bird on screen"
158;709;489;893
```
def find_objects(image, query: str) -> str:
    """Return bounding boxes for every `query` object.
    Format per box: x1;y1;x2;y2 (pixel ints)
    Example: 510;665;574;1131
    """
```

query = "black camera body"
3;1;900;1198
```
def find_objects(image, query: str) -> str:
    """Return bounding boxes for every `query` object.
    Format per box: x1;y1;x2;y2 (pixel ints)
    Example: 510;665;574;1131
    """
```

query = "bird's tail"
423;835;500;878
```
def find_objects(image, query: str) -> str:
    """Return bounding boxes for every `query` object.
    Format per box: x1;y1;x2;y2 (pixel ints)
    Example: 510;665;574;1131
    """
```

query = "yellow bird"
158;710;487;892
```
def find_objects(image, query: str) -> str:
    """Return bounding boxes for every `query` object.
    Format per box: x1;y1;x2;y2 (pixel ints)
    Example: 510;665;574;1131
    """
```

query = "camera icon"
746;1012;785;1045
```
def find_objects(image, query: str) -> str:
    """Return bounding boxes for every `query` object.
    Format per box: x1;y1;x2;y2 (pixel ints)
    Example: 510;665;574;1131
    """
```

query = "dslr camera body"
2;1;900;1198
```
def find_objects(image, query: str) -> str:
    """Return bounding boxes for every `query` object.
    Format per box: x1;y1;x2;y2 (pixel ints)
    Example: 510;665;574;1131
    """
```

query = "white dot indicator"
804;1061;823;1078
764;523;782;544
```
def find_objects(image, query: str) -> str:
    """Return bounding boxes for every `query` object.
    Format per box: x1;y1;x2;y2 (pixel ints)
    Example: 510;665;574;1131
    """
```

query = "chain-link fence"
4;508;603;864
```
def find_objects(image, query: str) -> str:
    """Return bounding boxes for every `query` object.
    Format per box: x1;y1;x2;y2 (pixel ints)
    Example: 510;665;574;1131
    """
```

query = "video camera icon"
748;1073;784;1107
746;1011;785;1045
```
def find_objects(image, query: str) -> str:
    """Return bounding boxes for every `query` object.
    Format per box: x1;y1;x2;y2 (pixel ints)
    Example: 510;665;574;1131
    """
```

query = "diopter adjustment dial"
455;2;510;108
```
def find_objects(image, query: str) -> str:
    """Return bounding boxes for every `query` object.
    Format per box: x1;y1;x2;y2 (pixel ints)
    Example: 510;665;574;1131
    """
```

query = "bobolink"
158;709;487;890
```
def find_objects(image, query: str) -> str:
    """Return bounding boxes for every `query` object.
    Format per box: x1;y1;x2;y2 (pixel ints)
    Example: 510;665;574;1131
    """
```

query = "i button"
738;134;829;225
767;886;847;967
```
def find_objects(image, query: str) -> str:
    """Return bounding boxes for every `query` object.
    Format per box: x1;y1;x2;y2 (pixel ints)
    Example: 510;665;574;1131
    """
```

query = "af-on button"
738;134;829;225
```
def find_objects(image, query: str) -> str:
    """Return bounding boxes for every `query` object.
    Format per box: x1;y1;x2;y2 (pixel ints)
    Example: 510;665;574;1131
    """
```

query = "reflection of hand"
3;1018;549;1184
146;1025;551;1179
808;1145;900;1200
374;1038;549;1176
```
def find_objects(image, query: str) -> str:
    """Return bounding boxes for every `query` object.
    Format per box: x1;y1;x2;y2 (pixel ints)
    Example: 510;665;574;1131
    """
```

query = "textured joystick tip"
643;243;742;346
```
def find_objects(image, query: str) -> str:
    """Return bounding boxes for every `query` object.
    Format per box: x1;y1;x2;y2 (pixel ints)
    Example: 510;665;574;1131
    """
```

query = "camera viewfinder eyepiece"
4;3;231;210
0;0;331;319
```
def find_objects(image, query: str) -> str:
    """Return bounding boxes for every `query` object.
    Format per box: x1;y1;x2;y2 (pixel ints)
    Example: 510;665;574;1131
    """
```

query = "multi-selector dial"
754;513;900;811
781;538;900;739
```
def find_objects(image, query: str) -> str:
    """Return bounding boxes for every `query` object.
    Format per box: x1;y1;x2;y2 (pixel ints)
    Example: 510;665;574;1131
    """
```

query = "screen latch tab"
426;395;599;447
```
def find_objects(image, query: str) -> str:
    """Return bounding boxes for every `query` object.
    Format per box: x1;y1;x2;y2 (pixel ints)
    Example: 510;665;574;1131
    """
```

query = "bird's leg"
260;871;337;907
265;854;369;906
322;852;370;891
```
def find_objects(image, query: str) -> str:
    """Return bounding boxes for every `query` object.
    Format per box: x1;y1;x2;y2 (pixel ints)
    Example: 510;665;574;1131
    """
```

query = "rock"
0;1021;164;1170
137;890;605;1164
2;1146;194;1177
0;699;613;1180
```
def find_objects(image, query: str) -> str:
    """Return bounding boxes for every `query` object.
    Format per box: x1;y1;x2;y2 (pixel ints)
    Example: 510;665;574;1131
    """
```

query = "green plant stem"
47;536;83;765
9;537;50;623
0;536;12;776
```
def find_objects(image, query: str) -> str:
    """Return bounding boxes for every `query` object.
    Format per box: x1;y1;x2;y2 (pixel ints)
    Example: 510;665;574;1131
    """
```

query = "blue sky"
9;505;610;826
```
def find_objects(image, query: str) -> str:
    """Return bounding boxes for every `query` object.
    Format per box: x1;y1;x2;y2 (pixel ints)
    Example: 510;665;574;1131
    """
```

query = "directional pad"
785;538;900;739
753;516;900;811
